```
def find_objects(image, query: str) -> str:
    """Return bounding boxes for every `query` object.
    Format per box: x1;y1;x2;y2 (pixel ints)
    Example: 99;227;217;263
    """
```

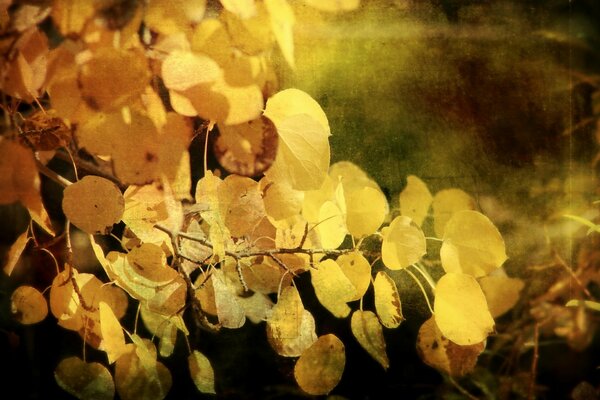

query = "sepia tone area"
1;1;599;399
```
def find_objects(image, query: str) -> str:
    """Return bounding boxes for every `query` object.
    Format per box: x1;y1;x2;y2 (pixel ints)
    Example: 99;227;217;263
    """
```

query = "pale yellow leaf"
316;200;347;249
161;50;221;92
434;272;495;346
336;251;371;301
399;175;432;227
345;186;387;238
478;274;524;318
440;210;507;277
432;188;475;238
351;310;389;369
373;271;404;328
303;0;360;12
265;0;295;68
382;216;426;270
11;285;47;325
99;302;127;364
220;0;256;19
212;269;246;328
311;259;356;318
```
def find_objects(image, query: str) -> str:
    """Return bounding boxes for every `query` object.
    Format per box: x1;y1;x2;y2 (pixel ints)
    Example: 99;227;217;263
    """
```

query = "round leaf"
11;285;47;325
382;216;426;270
440;210;507;277
432;188;475;238
294;334;345;395
62;176;124;235
434;273;495;346
399;175;432;227
55;356;115;400
311;259;356;318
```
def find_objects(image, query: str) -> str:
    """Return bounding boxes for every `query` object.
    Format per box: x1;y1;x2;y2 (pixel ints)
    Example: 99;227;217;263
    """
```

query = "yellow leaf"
432;188;475;238
266;285;317;357
140;304;184;358
99;302;127;364
11;285;47;325
3;229;30;276
399;175;432;227
218;175;266;237
265;0;295;68
161;50;221;92
311;259;356;318
220;0;257;19
54;356;115;400
416;317;484;377
212;269;246;328
144;0;206;36
382;216;426;270
62;176;124;235
345;186;387;238
478;273;524;318
294;334;345;395
440;210;507;277
238;292;273;323
350;310;389;369
115;344;172;400
434;273;495;345
261;178;304;222
195;171;231;261
188;350;216;394
336;251;371;301
316;200;347;249
373;271;404;328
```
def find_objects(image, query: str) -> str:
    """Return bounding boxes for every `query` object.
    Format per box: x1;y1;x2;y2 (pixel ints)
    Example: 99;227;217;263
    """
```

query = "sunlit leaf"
220;0;256;19
399;175;432;227
303;0;360;12
382;216;426;270
432;188;475;238
434;273;494;346
188;350;216;394
161;50;222;92
336;251;371;301
440;210;507;277
266;285;317;356
311;259;356;318
316;200;347;249
261;178;304;222
99;302;127;364
294;334;345;395
54;356;114;400
140;305;184;358
11;285;47;324
373;271;404;328
345;186;388;238
416;317;484;377
351;310;389;369
145;0;206;35
62;176;124;235
115;343;172;400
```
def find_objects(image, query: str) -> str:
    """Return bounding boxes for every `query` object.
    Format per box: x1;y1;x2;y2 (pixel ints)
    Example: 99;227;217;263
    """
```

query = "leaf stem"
412;263;436;290
403;268;434;315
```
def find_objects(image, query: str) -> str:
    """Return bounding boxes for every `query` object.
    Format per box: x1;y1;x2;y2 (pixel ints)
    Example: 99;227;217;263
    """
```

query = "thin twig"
35;158;73;187
448;376;480;400
552;250;593;299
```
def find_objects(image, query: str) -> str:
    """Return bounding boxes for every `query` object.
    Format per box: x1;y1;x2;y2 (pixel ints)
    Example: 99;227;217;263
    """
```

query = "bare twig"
35;158;73;187
528;323;540;400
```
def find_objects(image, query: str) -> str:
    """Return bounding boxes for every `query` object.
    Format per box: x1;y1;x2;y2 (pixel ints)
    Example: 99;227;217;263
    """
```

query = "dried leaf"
373;271;404;328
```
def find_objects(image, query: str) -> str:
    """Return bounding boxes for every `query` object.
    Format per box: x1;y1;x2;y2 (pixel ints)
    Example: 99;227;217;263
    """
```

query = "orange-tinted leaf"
11;285;47;324
55;356;115;400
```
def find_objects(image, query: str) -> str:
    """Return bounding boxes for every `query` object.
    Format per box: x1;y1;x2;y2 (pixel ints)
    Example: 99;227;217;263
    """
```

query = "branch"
36;158;73;187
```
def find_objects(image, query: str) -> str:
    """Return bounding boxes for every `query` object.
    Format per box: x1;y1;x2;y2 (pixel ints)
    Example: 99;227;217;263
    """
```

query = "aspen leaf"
294;334;345;396
54;357;115;400
11;285;47;325
440;210;507;277
266;113;331;191
263;88;330;133
382;216;426;270
20;110;71;151
220;0;256;19
337;251;371;301
303;0;360;12
267;285;317;357
400;175;432;227
99;302;127;364
140;305;184;358
351;310;389;369
434;273;494;346
316;200;347;249
238;292;273;323
416;317;484;377
62;176;124;235
345;186;387;238
432;188;475;238
265;0;295;68
79;48;149;112
3;229;30;276
219;174;266;238
115;344;172;400
188;350;216;394
212;269;246;328
161;50;221;92
262;178;304;222
373;271;404;328
311;259;356;318
478;274;524;318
